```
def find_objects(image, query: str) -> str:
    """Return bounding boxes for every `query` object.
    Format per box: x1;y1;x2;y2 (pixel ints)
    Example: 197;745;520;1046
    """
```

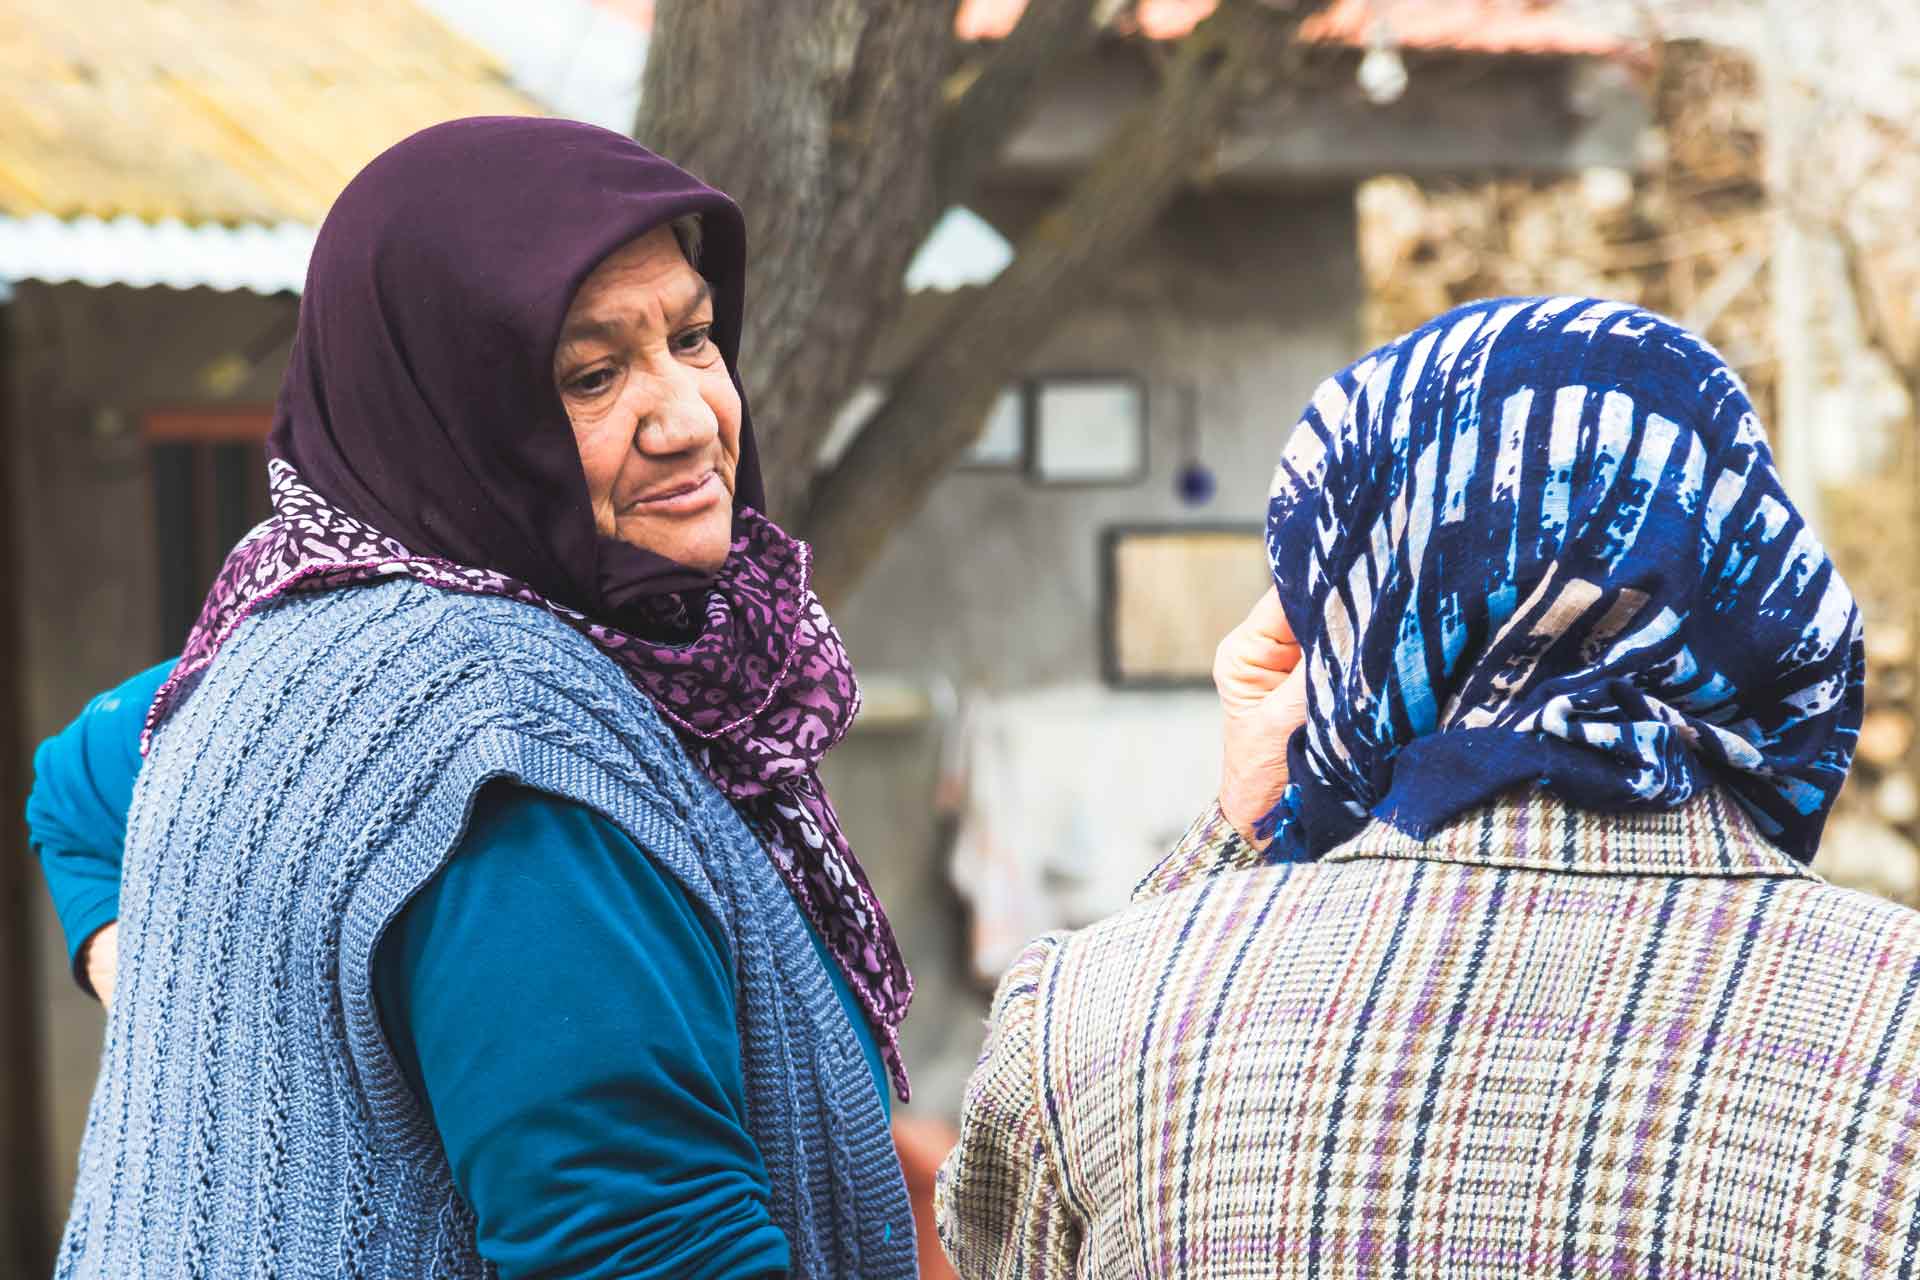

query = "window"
145;409;273;648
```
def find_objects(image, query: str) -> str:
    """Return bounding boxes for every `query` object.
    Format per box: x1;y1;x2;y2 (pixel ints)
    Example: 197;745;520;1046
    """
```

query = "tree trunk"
636;0;953;520
636;0;1101;525
805;0;1333;604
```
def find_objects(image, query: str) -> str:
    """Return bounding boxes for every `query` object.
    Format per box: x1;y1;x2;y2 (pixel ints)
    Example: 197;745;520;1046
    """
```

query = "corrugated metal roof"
955;0;1628;56
0;214;314;294
0;202;1016;300
0;0;547;227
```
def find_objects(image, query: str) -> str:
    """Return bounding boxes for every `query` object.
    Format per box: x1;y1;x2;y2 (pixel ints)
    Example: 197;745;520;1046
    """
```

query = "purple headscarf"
145;117;913;1097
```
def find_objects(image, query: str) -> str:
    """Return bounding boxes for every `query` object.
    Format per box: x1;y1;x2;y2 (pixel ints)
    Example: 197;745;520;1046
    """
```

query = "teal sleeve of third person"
26;658;177;986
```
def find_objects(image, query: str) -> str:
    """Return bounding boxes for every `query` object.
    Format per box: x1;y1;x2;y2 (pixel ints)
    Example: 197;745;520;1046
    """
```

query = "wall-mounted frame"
1028;373;1147;487
957;385;1026;471
1100;523;1271;689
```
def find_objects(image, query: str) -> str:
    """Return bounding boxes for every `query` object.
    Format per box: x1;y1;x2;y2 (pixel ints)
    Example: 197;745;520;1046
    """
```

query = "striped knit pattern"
55;579;915;1280
936;790;1920;1279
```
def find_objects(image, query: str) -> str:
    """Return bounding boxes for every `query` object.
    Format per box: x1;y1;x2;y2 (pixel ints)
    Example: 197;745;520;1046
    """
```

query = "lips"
624;469;724;516
636;470;714;503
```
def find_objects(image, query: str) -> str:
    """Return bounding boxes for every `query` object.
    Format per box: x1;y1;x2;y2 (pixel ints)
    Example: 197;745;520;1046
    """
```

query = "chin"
631;511;733;575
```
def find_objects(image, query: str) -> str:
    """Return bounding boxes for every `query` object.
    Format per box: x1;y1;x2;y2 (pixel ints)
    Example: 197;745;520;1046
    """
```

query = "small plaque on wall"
1102;524;1271;688
1030;376;1146;485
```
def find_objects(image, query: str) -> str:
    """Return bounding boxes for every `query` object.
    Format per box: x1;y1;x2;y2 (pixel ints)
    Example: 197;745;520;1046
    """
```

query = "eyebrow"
558;278;713;350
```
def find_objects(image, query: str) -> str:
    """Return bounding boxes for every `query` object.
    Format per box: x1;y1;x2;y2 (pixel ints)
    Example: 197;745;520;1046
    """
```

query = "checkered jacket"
935;788;1920;1278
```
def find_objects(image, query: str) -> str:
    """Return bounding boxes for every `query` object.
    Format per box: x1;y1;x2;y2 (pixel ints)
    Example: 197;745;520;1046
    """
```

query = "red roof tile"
955;0;1625;56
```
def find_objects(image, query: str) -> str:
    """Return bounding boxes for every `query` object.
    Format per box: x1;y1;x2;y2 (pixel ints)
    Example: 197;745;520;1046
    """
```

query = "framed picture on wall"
1029;374;1146;486
1101;523;1271;688
959;385;1027;470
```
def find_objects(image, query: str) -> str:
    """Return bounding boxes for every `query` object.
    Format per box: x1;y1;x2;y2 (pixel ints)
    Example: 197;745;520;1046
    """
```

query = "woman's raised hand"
1214;589;1309;848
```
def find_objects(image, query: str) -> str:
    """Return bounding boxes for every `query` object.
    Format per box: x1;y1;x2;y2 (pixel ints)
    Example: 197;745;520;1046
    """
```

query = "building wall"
6;281;295;1231
825;187;1362;1112
9;183;1360;1229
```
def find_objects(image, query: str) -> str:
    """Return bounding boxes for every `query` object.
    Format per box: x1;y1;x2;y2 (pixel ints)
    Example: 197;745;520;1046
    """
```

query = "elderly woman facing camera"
31;118;915;1279
937;298;1920;1278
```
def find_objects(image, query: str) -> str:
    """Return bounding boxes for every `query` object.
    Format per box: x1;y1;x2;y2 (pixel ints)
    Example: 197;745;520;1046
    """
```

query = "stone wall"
1352;40;1920;904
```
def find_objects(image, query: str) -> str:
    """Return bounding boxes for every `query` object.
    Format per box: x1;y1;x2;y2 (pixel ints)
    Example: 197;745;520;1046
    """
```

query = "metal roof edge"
0;214;315;295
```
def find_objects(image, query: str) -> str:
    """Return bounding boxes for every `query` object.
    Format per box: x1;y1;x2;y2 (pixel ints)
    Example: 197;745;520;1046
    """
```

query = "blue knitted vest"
55;580;915;1279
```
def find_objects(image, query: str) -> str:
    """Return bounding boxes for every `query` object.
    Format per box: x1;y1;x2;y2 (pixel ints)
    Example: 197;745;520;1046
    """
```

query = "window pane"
964;387;1024;467
152;443;198;649
1033;379;1143;484
211;443;254;551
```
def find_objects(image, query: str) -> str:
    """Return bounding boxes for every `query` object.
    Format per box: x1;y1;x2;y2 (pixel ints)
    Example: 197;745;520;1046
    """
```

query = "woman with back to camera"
30;117;917;1279
937;297;1920;1278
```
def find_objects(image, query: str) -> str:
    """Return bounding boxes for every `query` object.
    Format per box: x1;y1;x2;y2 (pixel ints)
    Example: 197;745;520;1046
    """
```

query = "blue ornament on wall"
1173;383;1214;507
1177;462;1216;506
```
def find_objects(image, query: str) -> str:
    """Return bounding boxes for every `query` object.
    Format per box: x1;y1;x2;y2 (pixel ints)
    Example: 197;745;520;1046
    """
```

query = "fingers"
1244;587;1296;648
1235;589;1301;675
1215;589;1305;701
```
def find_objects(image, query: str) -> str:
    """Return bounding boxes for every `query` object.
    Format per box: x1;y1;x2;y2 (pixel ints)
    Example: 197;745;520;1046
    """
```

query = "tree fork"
803;0;1332;605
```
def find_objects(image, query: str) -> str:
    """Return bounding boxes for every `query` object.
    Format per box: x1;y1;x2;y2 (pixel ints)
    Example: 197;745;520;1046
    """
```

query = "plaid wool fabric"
935;789;1920;1278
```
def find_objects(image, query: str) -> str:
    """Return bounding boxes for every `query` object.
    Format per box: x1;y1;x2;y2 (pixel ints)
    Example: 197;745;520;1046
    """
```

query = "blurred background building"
4;0;1916;1269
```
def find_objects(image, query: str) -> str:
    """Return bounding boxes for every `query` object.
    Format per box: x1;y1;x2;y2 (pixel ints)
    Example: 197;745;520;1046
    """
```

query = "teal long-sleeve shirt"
29;660;890;1280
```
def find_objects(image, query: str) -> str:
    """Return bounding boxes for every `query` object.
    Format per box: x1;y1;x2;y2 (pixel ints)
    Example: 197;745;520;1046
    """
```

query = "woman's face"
553;225;743;574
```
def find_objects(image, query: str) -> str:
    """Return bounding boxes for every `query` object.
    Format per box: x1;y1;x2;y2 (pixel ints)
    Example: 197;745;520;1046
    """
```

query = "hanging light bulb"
1358;20;1407;106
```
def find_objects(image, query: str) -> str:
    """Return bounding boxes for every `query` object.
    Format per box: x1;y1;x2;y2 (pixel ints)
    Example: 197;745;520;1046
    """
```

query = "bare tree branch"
1831;218;1920;410
804;0;1335;604
936;0;1106;204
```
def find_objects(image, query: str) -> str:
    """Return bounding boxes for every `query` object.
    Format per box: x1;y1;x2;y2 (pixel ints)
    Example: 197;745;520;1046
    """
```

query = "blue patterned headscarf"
1263;297;1863;864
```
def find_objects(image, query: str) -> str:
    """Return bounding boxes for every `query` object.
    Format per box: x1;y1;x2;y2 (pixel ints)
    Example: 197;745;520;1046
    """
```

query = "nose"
633;364;719;457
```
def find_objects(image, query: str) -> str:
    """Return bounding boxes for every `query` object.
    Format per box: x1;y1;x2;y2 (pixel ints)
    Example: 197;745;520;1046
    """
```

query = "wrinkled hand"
1214;589;1310;848
82;921;119;1008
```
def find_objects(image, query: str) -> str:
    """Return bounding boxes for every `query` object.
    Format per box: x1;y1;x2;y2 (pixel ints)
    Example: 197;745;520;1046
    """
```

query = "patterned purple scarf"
141;118;914;1097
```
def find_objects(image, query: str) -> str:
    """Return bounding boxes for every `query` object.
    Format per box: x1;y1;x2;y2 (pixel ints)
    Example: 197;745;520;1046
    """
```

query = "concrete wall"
5;281;295;1234
825;186;1362;1113
8;182;1360;1231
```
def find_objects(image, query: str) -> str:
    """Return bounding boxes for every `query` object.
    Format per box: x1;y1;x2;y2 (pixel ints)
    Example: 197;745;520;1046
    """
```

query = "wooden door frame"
0;298;51;1274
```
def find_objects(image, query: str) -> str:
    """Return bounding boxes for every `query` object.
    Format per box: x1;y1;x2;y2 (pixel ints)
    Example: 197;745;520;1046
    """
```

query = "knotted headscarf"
145;117;913;1095
1262;297;1862;864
